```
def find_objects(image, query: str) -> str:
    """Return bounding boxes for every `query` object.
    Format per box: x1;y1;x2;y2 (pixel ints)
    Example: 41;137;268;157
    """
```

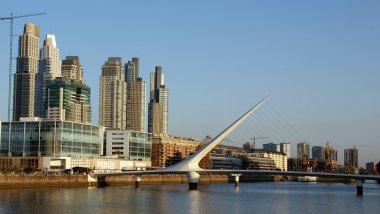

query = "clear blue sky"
1;0;379;166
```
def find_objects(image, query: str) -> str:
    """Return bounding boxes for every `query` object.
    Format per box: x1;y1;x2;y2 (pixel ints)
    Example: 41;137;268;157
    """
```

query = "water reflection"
0;183;379;214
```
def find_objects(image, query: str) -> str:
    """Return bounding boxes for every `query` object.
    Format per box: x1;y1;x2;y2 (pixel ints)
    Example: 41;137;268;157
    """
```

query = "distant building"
288;158;305;172
213;145;288;171
212;144;246;157
125;58;146;132
344;146;358;168
297;142;310;159
151;135;200;168
280;142;291;157
13;23;40;121
312;146;326;160
99;57;126;129
35;34;61;118
246;150;287;171
104;129;152;163
330;148;338;162
263;143;280;152
148;66;169;135
366;161;378;175
210;154;242;169
243;142;254;152
243;155;276;170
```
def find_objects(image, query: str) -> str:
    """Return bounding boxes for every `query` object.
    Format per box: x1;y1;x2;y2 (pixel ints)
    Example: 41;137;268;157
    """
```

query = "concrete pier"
135;175;142;188
188;171;200;190
231;174;242;188
87;174;98;187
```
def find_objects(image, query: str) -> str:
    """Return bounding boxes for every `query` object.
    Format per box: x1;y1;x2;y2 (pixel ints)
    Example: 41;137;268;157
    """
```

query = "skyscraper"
46;56;91;124
125;57;146;132
13;23;40;121
263;143;280;152
99;57;126;129
46;77;91;123
330;148;338;162
35;34;61;118
312;146;326;159
297;142;310;159
148;66;168;135
280;142;291;157
61;56;83;82
344;146;358;168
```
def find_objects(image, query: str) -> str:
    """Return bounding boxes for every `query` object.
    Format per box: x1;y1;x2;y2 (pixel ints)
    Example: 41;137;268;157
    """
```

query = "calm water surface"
0;182;379;214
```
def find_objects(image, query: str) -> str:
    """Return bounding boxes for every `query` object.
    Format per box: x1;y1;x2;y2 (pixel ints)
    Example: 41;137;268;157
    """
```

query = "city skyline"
1;1;379;166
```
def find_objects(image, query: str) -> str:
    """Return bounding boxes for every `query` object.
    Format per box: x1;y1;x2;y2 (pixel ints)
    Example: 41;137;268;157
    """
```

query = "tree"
376;161;380;174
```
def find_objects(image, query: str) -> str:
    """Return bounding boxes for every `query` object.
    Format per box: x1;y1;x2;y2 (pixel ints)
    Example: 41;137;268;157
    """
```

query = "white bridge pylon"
158;96;269;173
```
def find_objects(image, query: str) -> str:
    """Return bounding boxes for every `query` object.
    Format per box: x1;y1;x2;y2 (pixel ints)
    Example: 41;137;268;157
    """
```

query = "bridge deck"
92;170;380;181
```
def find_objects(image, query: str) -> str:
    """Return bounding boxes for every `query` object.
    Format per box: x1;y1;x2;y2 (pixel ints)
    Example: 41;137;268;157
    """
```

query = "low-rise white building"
105;129;152;162
247;150;288;171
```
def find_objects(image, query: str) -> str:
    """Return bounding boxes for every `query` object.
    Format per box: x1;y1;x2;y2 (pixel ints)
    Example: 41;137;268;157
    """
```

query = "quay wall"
0;174;89;188
0;173;277;188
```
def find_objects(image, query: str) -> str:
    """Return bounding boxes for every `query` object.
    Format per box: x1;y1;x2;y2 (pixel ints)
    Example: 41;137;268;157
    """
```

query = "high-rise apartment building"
344;146;358;168
125;57;146;132
35;34;61;118
297;142;310;159
280;142;291;157
99;57;126;129
330;148;338;162
61;56;83;82
45;56;91;123
263;143;280;152
13;23;40;121
148;66;168;135
312;146;326;160
46;77;91;123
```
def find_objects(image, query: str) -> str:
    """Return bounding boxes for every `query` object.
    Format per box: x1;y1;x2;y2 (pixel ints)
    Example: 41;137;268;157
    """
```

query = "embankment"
0;174;89;188
0;173;278;188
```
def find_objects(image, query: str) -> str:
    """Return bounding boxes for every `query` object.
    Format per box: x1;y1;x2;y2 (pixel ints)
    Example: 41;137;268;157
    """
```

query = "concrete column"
87;174;98;187
188;171;200;190
356;179;363;196
135;175;142;188
231;174;242;188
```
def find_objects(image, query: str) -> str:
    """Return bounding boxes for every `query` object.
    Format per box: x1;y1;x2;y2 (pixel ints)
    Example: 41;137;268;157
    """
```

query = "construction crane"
196;135;212;168
1;12;46;121
302;143;311;172
250;136;268;149
325;141;333;173
198;135;212;149
303;143;308;165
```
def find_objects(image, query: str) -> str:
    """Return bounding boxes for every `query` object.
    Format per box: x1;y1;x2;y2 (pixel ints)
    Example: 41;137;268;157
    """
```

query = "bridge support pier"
231;174;242;188
135;175;142;188
87;174;98;187
188;171;200;190
356;179;363;196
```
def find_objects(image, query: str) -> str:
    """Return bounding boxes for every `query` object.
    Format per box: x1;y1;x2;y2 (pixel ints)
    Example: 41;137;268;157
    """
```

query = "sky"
0;0;379;166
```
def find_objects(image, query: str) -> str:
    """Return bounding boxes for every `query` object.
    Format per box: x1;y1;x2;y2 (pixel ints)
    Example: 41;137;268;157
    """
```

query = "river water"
0;182;379;214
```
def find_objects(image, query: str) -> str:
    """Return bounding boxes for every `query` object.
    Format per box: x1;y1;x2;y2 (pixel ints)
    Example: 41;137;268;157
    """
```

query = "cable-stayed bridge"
91;96;380;195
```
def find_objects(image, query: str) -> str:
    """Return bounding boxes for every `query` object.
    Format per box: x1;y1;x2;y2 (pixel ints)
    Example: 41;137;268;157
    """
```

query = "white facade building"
105;129;152;163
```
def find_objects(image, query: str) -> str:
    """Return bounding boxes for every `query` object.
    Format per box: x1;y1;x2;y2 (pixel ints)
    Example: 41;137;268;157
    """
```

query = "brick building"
151;135;201;168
